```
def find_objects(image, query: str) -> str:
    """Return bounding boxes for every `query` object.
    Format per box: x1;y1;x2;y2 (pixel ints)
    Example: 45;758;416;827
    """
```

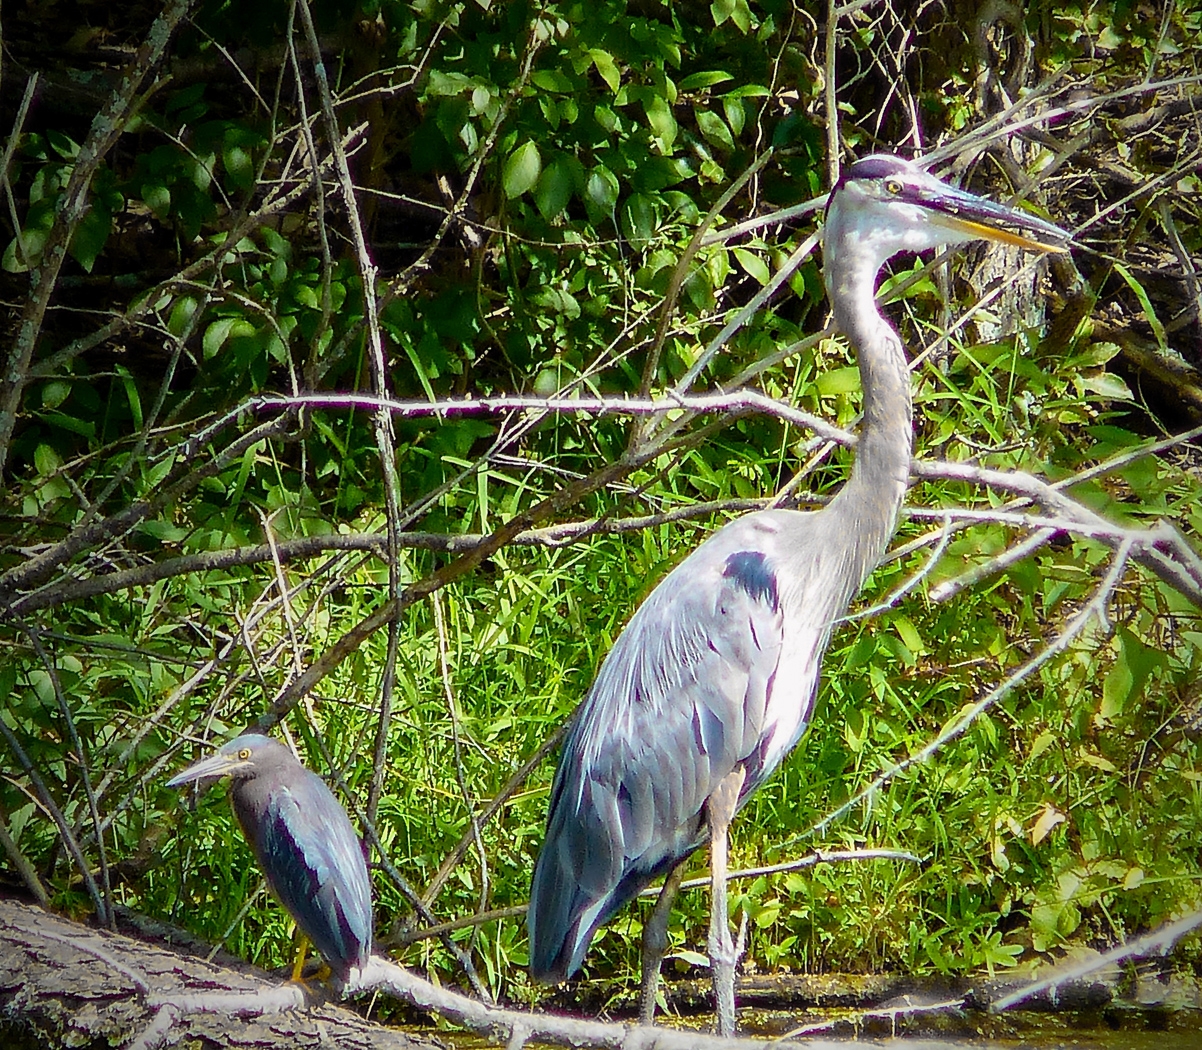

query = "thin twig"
295;0;408;833
1;74;41;272
0;715;108;919
385;15;548;299
17;622;114;927
253;390;850;446
419;720;570;909
779;991;966;1040
640;149;776;398
431;591;490;954
661;848;923;894
990;909;1202;1012
0;800;49;905
928;526;1058;603
355;954;813;1049
669;230;821;398
0;413;299;601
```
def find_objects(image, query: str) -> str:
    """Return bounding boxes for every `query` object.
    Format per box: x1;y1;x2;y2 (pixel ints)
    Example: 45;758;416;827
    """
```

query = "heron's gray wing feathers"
528;514;794;980
247;776;372;977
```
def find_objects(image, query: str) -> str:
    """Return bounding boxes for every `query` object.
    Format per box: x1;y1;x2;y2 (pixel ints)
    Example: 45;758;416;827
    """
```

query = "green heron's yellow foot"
289;937;310;983
286;937;332;985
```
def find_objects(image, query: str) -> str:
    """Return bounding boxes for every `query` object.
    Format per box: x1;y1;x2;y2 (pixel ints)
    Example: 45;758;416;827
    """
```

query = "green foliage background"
2;0;1202;1009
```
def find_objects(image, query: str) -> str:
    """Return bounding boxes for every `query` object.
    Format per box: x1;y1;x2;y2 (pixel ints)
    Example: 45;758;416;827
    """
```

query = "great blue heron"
167;733;373;986
527;154;1068;1034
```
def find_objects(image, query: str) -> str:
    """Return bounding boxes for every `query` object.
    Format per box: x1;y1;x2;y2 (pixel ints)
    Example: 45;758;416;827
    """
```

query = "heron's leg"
707;766;746;1037
289;934;311;982
637;861;686;1026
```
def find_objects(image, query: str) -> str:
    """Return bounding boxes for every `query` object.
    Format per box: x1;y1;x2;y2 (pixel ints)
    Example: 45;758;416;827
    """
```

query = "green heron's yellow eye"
238;748;252;760
884;179;903;195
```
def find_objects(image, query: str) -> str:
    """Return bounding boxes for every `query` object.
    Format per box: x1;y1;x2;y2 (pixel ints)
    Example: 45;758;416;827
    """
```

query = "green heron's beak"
166;751;251;787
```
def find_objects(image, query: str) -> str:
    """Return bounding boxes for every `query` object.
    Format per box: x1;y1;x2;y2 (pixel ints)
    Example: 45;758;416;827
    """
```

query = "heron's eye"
884;179;903;195
238;748;252;760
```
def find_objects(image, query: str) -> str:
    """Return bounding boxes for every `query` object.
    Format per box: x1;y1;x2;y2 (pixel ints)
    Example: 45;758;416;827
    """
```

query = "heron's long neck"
824;257;913;590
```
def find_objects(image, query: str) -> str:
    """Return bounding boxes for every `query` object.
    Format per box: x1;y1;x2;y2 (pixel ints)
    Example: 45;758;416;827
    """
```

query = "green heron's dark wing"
241;771;373;978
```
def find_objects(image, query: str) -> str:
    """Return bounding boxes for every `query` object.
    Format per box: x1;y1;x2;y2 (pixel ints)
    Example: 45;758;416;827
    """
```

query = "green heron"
168;733;373;984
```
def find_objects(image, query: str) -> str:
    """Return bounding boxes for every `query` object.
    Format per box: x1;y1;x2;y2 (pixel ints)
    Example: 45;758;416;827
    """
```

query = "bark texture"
0;896;437;1050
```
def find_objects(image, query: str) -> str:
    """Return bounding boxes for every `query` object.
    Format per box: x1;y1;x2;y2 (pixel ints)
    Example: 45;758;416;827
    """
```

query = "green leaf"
190;152;215;192
588;48;621;93
261;226;289;258
168;296;199;338
143;181;171;220
723;96;746;137
1100;656;1131;725
695;108;734;150
1028;729;1057;761
894;615;925;655
426;69;475;97
621;193;658;249
531;286;580;318
166;82;207;115
137;519;190;543
754;904;781;929
711;0;736;25
679;71;734;91
815;366;861;396
530;69;573;93
724;84;771;99
203;317;240;359
503;141;542;199
729;0;753;31
1122;866;1145;890
33;443;61;477
1066;341;1121;368
1100;629;1158;726
42;410;94;439
1114;261;1167;351
731;247;769;285
585;165;619;220
593;104;619;135
644;94;677;152
115;365;143;429
69;206;111;272
534;158;574;221
223;143;254;192
47;130;80;160
41;380;71;410
3;229;49;273
1081;372;1133;400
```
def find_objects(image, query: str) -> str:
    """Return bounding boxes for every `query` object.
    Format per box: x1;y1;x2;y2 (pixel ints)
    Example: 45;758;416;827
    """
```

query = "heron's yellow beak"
934;213;1069;254
912;176;1070;254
